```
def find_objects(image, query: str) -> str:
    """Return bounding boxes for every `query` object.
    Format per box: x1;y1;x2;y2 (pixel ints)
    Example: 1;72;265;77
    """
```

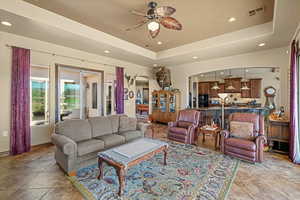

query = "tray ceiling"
23;0;274;52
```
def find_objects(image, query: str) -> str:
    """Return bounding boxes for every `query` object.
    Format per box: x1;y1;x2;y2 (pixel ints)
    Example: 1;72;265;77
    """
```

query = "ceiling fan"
126;1;182;38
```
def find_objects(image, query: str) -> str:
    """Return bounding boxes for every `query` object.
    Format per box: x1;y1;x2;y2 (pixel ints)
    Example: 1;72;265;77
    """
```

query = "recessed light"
153;64;158;67
192;56;198;59
220;71;224;75
1;21;12;26
258;43;265;47
286;50;289;54
228;17;236;22
104;50;110;54
157;41;162;45
245;69;249;72
200;74;204;77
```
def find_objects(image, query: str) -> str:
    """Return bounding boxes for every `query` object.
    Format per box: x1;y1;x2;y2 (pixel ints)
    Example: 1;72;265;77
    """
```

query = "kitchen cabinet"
218;83;225;93
209;82;219;98
224;78;242;93
198;82;210;95
250;79;262;98
241;82;251;98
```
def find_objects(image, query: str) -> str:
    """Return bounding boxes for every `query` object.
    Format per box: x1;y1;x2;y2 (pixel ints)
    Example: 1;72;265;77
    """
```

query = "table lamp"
218;93;228;129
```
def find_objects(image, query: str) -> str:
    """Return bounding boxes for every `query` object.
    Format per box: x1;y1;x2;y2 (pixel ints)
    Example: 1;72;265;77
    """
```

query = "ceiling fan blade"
130;10;147;17
155;6;176;17
125;20;148;31
149;24;160;38
160;17;182;30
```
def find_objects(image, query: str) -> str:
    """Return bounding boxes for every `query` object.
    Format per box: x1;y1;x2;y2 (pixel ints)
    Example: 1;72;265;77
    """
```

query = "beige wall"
0;31;159;153
170;47;290;112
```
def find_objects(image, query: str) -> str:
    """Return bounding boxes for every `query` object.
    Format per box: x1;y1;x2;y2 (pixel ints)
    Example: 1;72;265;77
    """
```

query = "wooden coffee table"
97;138;168;196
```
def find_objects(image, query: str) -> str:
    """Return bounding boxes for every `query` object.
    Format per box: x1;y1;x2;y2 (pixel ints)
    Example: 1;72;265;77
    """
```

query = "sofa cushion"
118;130;143;142
230;121;255;140
169;127;188;135
77;139;105;156
106;115;122;133
119;116;137;132
225;138;256;152
177;121;193;128
55;119;92;142
95;134;125;149
89;116;113;137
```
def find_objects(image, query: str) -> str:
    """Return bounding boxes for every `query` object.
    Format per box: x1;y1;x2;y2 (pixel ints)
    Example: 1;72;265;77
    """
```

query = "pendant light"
226;69;235;90
211;71;220;90
241;68;250;90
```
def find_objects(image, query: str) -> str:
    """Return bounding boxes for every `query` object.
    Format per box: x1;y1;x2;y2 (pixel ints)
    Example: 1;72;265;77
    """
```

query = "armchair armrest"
51;134;77;156
255;135;267;163
137;122;150;137
220;130;230;153
168;121;178;128
220;130;230;138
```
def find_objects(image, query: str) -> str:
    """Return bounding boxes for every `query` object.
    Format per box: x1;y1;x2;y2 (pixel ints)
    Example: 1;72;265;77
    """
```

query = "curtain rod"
5;44;117;68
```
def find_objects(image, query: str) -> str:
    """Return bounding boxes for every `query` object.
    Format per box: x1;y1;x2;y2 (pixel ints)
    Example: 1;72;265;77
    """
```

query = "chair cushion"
77;139;105;156
95;134;125;148
118;130;143;142
119;116;137;132
55;119;92;142
177;121;193;128
89;116;113;137
230;121;255;140
169;127;188;135
225;138;256;152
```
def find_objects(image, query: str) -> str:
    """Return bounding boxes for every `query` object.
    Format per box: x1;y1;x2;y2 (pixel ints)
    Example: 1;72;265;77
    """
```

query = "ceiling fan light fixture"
148;21;160;31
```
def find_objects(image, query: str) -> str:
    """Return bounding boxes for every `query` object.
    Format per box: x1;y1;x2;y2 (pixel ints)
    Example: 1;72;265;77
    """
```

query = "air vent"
249;6;265;16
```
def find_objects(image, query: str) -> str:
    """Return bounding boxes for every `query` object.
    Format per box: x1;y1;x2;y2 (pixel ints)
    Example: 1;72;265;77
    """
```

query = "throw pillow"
230;121;255;140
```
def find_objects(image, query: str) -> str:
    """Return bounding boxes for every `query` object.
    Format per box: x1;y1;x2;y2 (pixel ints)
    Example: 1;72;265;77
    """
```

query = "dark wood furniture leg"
214;133;218;150
97;157;103;179
202;132;206;143
116;167;126;196
163;147;167;165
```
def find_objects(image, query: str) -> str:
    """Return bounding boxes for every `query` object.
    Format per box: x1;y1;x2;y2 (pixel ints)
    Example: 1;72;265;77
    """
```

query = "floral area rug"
68;141;239;200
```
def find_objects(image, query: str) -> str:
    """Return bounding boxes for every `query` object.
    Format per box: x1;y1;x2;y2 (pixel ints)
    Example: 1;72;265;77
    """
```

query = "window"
61;80;80;112
30;66;49;126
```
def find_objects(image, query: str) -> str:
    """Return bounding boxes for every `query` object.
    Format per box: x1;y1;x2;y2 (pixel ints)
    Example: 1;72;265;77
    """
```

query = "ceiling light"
228;17;236;22
258;43;265;47
157;41;162;45
200;74;204;77
286;50;289;54
153;64;158;67
1;21;12;26
104;50;110;54
148;21;159;31
220;72;224;75
245;69;249;72
192;56;198;59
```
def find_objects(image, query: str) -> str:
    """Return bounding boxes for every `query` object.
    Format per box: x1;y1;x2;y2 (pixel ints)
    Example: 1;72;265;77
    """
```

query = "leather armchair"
220;113;267;163
168;110;201;144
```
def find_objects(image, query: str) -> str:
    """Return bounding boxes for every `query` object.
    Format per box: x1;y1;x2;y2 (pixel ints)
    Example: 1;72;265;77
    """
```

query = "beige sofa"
51;114;148;175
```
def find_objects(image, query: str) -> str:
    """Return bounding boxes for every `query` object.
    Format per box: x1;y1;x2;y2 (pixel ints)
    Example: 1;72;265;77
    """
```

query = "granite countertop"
196;106;267;110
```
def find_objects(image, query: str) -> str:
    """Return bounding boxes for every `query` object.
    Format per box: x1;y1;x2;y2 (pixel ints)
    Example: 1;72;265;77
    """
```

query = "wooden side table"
198;127;221;150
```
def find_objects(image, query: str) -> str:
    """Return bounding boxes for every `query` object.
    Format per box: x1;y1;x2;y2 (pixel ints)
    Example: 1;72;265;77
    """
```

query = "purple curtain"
289;40;300;164
115;67;124;114
10;47;31;155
